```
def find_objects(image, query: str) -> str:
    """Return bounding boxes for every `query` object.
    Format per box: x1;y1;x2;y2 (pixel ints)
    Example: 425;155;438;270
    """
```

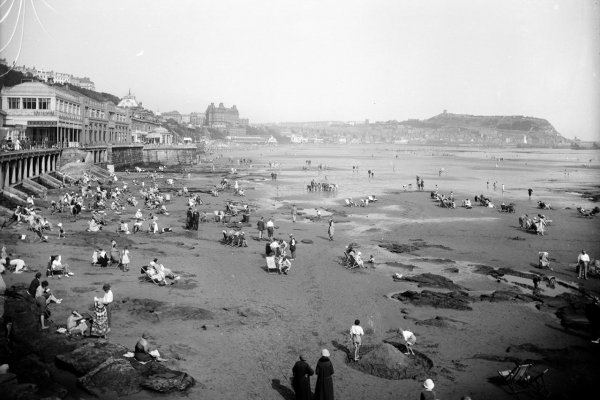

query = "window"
38;98;51;110
8;98;20;109
23;98;37;109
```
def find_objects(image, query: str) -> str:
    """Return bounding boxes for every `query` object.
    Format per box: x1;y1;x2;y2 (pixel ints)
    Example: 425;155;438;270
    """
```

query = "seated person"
36;280;62;304
67;310;89;335
367;255;375;264
87;219;102;232
135;209;143;220
265;241;274;256
119;221;130;234
159;204;169;215
149;258;178;280
133;220;143;233
355;252;365;268
50;255;74;276
134;332;155;362
97;250;109;268
142;264;167;285
278;256;291;275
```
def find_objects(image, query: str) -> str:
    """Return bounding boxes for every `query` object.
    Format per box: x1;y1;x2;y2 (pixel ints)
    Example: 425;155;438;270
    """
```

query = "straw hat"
321;349;330;357
423;379;434;390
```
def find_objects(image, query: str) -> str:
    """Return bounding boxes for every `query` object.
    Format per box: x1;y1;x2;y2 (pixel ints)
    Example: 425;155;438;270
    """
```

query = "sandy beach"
1;144;599;400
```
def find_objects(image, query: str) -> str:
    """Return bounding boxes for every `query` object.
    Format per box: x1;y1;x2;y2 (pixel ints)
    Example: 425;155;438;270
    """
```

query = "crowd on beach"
0;154;599;400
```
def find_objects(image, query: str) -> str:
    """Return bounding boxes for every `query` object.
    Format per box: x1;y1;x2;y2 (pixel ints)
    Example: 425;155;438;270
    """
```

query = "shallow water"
222;144;600;210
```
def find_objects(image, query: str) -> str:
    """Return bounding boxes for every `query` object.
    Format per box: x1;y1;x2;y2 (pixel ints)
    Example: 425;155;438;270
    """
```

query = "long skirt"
91;306;109;336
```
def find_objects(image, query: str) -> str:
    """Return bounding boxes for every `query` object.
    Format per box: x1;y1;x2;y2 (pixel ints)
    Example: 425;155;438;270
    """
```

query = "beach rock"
479;290;541;303
353;343;432;380
135;362;195;392
56;341;129;375
78;357;142;397
392;290;472;310
415;316;450;328
401;273;463;290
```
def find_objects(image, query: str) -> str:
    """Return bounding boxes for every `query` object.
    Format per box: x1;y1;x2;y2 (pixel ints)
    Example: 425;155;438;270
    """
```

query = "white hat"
423;379;434;390
321;349;330;357
57;223;62;227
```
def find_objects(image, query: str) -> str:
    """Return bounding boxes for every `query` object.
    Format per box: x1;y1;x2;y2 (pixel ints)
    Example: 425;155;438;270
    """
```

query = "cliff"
398;113;569;146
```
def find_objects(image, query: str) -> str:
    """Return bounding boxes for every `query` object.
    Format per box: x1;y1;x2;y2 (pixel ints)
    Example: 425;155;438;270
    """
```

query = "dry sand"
1;144;600;399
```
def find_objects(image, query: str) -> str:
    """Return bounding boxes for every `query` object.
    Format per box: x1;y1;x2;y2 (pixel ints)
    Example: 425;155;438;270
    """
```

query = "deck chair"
266;256;278;274
498;363;550;399
46;255;67;278
140;266;166;286
346;253;360;270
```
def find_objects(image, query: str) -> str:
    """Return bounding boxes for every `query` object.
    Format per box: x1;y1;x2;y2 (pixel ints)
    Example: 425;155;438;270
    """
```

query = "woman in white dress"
121;246;130;272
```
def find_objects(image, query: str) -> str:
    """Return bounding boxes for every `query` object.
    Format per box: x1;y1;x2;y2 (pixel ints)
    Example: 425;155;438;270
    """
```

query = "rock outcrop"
0;286;195;399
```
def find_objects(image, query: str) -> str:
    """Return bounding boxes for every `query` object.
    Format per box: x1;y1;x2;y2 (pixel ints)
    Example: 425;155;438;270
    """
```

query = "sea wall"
110;145;144;166
142;145;198;165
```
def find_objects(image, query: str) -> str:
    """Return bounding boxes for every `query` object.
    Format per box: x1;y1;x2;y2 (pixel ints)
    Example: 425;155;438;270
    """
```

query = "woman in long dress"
327;219;335;241
314;349;334;400
121;246;130;271
90;297;109;337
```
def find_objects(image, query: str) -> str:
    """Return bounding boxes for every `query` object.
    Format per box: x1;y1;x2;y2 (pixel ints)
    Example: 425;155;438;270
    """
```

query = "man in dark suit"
292;354;313;400
28;272;42;297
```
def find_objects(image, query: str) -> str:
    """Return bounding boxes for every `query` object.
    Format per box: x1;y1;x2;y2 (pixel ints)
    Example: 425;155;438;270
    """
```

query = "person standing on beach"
528;188;533;199
102;284;113;330
121;246;130;272
577;250;590;280
292;354;314;400
289;234;297;260
266;218;275;240
257;217;265;240
291;204;297;223
350;319;364;361
327;219;335;241
314;349;334;400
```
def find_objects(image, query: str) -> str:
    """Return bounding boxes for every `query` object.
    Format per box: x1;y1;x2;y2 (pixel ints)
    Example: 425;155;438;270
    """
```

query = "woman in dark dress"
314;349;334;400
292;354;313;400
134;332;154;362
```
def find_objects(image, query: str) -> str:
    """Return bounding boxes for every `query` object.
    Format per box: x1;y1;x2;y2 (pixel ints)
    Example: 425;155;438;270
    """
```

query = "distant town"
0;59;591;149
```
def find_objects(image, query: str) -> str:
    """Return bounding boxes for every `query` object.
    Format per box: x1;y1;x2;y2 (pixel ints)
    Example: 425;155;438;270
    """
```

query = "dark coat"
292;360;313;400
257;219;265;231
186;210;193;229
314;357;334;400
28;277;40;297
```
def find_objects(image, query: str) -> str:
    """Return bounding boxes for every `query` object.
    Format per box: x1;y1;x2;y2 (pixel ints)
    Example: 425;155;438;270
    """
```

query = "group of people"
265;235;295;274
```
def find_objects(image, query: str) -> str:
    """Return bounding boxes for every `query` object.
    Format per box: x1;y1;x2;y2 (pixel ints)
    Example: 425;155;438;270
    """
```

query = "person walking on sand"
257;217;265;240
350;319;364;361
289;234;297;260
420;378;437;400
327;219;335;241
292;354;314;400
314;349;334;400
528;188;533;199
291;204;297;223
266;218;275;240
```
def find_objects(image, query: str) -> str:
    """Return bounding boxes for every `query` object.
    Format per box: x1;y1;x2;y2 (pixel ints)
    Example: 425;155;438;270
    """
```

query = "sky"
1;0;599;140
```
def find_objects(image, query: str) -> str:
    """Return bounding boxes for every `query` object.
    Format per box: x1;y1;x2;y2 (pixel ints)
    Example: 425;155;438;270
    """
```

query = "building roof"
118;90;139;108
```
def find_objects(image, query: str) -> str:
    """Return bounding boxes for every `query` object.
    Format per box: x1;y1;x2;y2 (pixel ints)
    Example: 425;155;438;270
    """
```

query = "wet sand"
1;144;600;399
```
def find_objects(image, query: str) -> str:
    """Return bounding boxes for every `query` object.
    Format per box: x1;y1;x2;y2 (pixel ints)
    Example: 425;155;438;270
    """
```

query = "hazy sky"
1;0;599;140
